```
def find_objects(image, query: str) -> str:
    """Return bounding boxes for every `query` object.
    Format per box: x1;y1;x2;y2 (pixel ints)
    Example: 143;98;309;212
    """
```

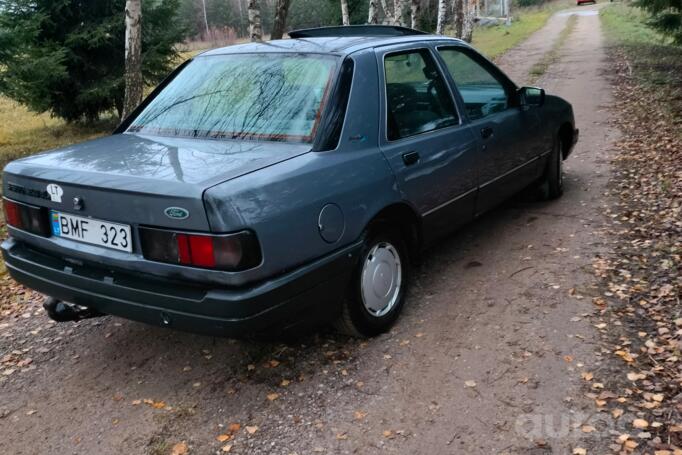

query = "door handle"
480;127;494;139
402;151;420;166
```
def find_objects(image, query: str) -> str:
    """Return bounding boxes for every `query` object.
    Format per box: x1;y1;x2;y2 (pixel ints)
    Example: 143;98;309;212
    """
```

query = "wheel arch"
364;202;422;263
558;122;574;159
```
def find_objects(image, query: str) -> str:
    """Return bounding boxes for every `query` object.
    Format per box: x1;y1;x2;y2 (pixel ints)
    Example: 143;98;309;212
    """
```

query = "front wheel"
539;136;565;200
335;228;409;337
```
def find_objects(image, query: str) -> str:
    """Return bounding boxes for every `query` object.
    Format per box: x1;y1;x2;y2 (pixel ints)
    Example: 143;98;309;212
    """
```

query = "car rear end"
1;49;357;337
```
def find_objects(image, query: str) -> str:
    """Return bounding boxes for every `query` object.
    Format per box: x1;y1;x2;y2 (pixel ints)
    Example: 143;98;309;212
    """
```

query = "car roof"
199;30;466;58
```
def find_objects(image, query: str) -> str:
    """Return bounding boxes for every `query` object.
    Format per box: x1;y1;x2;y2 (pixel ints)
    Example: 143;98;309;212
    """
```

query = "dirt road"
0;5;619;454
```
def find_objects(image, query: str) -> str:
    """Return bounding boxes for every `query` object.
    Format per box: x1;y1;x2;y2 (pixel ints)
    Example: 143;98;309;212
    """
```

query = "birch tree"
436;0;448;35
393;0;405;26
270;0;292;40
201;0;209;37
341;0;350;25
368;0;379;24
248;0;262;41
410;0;420;29
453;0;464;38
122;0;142;119
462;0;475;42
379;0;391;20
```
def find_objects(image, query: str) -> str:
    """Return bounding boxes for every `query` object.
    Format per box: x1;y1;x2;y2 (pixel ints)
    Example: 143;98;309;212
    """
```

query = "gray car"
1;26;578;337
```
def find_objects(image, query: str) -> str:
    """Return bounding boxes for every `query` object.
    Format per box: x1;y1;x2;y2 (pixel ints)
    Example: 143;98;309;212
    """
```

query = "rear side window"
384;49;458;141
438;48;509;121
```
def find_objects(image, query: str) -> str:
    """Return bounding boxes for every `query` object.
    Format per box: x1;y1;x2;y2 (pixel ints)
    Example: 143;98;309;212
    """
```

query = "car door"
376;45;479;243
435;46;544;214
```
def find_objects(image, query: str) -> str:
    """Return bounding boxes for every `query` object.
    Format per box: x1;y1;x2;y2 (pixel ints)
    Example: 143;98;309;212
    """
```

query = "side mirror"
518;86;545;107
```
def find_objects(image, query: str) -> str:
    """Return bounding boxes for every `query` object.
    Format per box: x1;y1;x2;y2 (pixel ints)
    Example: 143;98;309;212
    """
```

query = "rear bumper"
1;237;361;337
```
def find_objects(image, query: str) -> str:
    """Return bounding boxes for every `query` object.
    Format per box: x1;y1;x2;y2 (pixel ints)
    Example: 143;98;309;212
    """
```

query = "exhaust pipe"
42;297;102;322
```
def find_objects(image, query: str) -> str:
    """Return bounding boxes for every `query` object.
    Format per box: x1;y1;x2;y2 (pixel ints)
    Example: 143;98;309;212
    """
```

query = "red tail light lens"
3;199;22;228
139;227;261;271
187;235;215;268
3;198;51;237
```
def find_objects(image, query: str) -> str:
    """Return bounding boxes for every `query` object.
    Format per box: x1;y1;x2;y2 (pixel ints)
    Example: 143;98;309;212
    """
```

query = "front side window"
128;53;337;143
438;48;509;121
384;49;459;141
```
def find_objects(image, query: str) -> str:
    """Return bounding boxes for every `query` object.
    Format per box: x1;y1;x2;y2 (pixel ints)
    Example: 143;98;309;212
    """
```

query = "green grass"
600;4;682;119
472;0;574;59
0;98;113;173
600;3;664;45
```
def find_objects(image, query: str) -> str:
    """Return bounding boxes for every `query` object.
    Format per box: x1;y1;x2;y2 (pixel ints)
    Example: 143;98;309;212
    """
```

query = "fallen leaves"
614;350;634;363
131;398;168;410
581;425;596;433
584;45;682;453
632;419;649;429
170;442;189;455
626;371;646;381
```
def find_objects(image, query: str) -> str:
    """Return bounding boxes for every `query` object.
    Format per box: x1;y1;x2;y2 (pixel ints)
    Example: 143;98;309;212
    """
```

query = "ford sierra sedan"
1;25;577;337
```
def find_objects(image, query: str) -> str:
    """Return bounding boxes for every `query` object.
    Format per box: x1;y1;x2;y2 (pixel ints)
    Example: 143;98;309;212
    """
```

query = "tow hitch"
42;297;102;322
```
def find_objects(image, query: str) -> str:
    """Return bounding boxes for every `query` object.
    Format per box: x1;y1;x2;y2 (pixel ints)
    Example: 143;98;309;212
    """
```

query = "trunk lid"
3;133;310;232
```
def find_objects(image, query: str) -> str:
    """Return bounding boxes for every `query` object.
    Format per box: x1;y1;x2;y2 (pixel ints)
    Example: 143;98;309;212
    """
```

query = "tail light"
3;198;51;237
139;227;261;271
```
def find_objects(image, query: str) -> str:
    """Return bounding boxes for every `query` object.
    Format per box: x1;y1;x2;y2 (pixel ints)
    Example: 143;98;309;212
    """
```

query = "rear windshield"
128;53;338;143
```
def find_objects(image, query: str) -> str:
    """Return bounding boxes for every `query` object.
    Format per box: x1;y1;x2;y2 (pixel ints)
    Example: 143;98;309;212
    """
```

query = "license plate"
51;211;132;253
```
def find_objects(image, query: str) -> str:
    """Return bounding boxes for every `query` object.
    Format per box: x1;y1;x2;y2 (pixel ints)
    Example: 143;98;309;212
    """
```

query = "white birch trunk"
248;0;262;41
379;0;393;23
410;0;420;29
393;0;405;26
122;0;142;120
462;0;474;42
436;0;448;35
368;0;380;24
341;0;350;25
201;0;209;37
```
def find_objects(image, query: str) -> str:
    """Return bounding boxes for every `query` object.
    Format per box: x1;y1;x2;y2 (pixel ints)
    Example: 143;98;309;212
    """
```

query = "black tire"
335;226;409;337
538;136;565;200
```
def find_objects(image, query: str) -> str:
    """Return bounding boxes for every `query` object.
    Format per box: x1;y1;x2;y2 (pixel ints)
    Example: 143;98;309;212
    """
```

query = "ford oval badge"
164;207;189;220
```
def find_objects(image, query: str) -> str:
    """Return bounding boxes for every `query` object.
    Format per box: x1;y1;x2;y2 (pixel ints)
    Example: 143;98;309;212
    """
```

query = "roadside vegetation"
601;3;682;119
580;4;682;452
0;99;114;175
472;0;573;59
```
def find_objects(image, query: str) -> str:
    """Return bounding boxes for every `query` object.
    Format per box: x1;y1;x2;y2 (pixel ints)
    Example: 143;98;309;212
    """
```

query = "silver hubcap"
360;242;402;317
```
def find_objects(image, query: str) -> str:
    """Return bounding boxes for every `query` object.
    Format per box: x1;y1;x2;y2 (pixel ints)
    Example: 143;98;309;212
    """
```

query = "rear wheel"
335;227;409;337
539;136;565;200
